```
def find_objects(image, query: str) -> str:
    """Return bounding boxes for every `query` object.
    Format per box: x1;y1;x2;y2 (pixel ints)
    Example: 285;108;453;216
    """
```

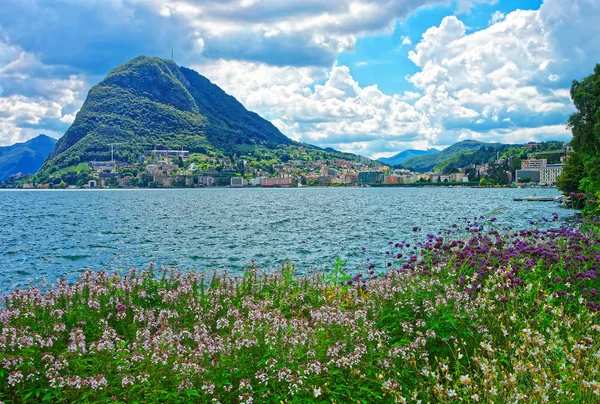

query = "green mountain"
401;140;496;172
0;135;57;181
41;56;307;173
378;148;439;167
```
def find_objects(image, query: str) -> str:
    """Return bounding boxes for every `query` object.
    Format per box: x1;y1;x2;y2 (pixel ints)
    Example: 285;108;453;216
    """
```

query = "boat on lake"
513;196;555;202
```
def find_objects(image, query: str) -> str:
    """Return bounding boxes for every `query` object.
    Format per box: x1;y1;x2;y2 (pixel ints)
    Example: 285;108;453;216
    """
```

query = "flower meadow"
1;216;600;403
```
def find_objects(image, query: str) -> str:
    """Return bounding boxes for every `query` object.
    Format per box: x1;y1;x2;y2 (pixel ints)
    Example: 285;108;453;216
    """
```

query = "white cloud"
197;1;595;156
59;112;78;124
489;10;505;25
453;124;571;145
0;0;446;73
200;60;436;152
2;0;599;157
0;41;89;145
404;7;581;142
0;95;63;145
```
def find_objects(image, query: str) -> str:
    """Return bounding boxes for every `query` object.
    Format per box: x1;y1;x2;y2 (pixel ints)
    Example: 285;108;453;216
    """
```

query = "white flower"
314;387;322;397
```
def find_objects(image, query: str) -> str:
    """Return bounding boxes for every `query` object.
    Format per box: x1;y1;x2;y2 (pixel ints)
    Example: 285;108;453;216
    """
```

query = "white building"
540;164;564;185
230;177;247;187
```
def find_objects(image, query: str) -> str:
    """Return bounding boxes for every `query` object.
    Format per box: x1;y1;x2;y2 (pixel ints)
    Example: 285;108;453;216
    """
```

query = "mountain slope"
378;149;439;166
0;135;57;181
42;56;296;172
401;140;495;172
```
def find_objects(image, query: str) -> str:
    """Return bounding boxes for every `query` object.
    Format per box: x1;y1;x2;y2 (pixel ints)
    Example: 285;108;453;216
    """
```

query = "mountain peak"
41;55;295;172
101;56;197;113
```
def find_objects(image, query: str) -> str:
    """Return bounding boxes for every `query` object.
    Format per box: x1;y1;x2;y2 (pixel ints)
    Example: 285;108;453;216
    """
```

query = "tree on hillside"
559;64;600;195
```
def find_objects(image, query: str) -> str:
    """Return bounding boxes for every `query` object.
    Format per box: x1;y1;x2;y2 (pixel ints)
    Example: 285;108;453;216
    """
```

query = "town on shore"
4;143;569;190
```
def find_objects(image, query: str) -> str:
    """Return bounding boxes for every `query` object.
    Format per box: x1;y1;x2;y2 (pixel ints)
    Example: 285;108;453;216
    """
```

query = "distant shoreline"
0;185;560;191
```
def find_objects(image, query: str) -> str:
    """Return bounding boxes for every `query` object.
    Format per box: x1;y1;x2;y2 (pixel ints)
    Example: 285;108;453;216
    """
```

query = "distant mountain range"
388;139;567;173
41;56;357;175
378;148;439;166
379;140;518;173
0;135;57;181
400;140;496;172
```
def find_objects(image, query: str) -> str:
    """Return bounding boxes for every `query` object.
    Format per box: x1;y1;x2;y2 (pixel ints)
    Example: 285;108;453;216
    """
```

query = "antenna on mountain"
171;48;174;62
108;142;125;171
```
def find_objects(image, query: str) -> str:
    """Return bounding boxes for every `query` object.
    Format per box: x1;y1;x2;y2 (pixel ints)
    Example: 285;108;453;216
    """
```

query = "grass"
1;215;600;403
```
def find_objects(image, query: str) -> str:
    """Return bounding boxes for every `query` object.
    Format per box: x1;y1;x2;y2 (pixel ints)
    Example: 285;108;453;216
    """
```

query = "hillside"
41;56;316;174
377;148;439;166
401;140;496;172
0;135;57;181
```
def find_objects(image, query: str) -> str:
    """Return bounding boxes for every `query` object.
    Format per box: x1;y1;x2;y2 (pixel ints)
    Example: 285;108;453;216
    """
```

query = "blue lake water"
1;187;563;292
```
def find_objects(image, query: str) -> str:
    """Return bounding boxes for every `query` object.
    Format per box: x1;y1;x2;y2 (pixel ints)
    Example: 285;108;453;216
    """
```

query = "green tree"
557;152;585;193
560;64;600;195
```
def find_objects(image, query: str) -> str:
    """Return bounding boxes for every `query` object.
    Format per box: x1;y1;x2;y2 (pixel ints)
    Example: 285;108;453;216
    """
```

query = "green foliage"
324;257;351;288
560;64;600;200
557;152;585;193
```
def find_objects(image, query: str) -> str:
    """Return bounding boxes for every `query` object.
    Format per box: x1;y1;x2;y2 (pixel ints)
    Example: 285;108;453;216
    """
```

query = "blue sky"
338;0;543;95
1;0;599;158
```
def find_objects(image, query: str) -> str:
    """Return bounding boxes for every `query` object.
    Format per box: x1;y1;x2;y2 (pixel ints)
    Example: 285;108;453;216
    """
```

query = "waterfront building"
261;177;296;187
230;177;247;187
515;169;541;183
358;171;384;184
384;176;399;184
250;177;263;186
540;164;564;185
197;176;215;187
449;173;464;182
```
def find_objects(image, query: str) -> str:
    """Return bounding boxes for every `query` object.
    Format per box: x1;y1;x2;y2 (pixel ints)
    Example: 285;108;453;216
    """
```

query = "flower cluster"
1;216;599;402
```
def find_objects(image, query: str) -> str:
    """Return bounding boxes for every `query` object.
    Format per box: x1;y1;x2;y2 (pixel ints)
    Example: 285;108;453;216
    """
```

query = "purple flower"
116;303;127;313
552;276;562;283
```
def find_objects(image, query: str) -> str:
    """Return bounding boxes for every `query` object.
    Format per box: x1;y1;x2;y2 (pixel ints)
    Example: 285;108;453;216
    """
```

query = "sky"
1;0;599;158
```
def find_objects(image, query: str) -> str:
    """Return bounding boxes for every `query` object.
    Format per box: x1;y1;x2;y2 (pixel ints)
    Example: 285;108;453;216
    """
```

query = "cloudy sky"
1;0;599;158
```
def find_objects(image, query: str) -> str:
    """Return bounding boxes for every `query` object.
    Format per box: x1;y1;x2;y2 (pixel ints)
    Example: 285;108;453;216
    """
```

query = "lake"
1;187;563;292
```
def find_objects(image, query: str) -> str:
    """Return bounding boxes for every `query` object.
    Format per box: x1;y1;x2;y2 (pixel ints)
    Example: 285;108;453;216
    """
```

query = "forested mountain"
41;56;354;175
